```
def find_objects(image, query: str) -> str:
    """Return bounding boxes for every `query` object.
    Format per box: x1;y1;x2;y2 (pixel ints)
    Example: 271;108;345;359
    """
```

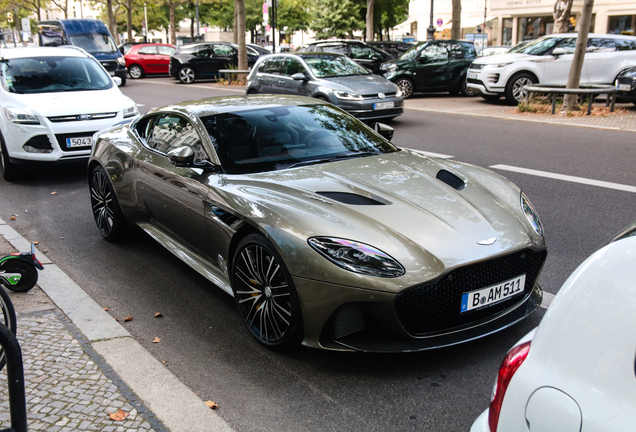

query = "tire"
89;165;131;241
0;137;22;182
481;94;501;101
0;286;17;372
129;64;145;79
505;72;536;105
461;78;478;97
231;233;303;351
0;260;38;292
395;77;414;99
120;77;127;86
314;95;329;102
246;88;258;95
179;67;196;84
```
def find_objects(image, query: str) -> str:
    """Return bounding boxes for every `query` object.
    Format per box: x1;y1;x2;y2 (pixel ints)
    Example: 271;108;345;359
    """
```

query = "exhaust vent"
436;170;466;191
316;192;386;206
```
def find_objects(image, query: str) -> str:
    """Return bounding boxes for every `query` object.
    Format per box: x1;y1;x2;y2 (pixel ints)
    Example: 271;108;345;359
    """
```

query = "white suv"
466;33;636;105
0;47;139;180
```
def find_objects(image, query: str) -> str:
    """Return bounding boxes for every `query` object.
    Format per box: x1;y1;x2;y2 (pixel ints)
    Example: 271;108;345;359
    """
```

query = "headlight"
117;56;126;66
334;91;363;101
308;237;405;277
521;192;543;236
5;107;40;124
484;63;512;69
619;69;636;79
123;99;139;118
381;63;397;72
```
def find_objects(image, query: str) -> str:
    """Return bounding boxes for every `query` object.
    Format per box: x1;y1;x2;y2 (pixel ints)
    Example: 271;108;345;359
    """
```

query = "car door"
584;38;618;84
190;44;215;78
157;45;175;74
542;37;576;85
260;56;285;93
137;45;160;73
134;113;215;258
211;44;238;74
349;44;385;73
447;42;473;88
278;57;312;96
415;42;451;90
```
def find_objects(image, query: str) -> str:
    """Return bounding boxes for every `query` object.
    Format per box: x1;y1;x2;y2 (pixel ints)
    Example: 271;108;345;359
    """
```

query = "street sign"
7;12;13;23
436;18;443;27
21;17;30;33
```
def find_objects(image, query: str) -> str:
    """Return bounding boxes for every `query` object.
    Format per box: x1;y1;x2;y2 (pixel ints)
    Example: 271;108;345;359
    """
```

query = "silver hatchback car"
246;53;403;122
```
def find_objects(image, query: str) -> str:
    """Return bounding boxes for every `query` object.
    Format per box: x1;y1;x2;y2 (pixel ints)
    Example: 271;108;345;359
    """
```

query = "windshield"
201;104;398;174
69;32;118;54
303;55;370;78
1;57;114;94
399;42;426;60
513;37;563;56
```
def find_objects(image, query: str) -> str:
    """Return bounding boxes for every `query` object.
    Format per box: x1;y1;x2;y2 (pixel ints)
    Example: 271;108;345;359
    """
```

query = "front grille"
48;113;117;123
395;248;547;336
362;92;397;99
469;63;485;70
467;78;483;85
100;61;118;71
55;131;97;152
24;135;53;150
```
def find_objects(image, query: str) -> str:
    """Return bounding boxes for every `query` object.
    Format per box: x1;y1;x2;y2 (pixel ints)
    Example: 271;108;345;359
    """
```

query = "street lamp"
427;0;435;40
144;3;148;43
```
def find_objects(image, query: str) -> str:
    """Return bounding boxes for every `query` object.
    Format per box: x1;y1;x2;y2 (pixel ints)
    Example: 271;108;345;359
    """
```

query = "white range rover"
466;33;636;105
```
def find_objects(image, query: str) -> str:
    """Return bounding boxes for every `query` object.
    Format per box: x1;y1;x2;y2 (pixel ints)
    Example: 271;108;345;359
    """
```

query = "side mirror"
372;123;394;141
418;56;428;64
112;76;122;87
291;72;307;81
552;47;566;56
167;146;195;166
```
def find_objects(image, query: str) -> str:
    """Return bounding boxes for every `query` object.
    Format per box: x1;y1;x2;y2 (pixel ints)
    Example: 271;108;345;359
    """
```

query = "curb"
0;217;234;432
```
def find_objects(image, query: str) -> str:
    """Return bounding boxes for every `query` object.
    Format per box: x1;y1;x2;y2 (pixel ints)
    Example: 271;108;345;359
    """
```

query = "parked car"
471;231;636;432
169;42;260;84
125;43;176;79
298;40;392;74
88;94;547;352
379;40;477;98
366;40;415;58
0;47;138;181
246;53;403;122
246;43;271;55
118;41;144;55
37;19;128;85
467;33;636;104
477;46;511;57
615;66;636;104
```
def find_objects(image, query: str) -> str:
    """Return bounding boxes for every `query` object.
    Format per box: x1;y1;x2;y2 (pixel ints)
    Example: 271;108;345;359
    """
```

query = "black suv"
298;40;391;74
366;41;415;58
379;40;477;98
169;42;260;84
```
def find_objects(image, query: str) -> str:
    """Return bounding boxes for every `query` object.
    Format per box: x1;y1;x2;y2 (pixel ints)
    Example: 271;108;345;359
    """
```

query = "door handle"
278;80;285;84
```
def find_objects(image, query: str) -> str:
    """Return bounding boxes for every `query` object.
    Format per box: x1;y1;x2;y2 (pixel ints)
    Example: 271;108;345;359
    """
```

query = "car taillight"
488;341;531;432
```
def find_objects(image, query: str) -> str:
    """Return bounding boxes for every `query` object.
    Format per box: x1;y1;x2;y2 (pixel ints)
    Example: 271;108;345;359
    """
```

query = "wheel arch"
507;70;540;86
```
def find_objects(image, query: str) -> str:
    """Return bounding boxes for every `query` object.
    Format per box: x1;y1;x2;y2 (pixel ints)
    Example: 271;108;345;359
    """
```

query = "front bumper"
466;68;506;96
334;97;404;121
616;76;636;102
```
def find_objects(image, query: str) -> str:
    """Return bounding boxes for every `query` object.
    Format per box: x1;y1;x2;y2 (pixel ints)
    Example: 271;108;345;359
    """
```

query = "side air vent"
316;192;386;206
209;204;241;229
436;170;466;191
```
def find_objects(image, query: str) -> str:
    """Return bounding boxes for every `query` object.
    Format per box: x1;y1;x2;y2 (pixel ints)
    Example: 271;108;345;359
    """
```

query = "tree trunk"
236;0;247;81
451;0;461;40
127;0;133;42
107;0;117;41
564;0;594;111
37;0;41;20
170;0;177;45
233;1;238;43
553;0;574;33
366;0;374;42
190;10;195;40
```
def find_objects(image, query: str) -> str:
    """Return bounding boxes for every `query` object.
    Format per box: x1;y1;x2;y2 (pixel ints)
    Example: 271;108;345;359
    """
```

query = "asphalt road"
2;77;635;431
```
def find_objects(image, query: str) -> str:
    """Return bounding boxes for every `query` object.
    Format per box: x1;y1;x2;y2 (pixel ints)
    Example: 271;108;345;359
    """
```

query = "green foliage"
278;0;312;33
310;0;363;39
374;0;407;38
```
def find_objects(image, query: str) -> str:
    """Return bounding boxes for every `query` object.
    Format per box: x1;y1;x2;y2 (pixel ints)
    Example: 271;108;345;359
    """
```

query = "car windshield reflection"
202;104;397;174
304;55;370;78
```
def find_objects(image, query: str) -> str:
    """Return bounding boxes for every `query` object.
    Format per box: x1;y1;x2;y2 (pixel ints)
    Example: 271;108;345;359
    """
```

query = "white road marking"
541;291;555;309
490;164;636;193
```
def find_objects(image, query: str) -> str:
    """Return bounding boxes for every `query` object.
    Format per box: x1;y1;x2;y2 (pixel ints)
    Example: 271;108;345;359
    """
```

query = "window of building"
503;18;513;46
608;15;636;35
518;16;555;42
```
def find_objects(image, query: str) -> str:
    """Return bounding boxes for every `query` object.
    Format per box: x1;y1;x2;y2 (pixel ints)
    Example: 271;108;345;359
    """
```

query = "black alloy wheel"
395;77;414;98
0;260;37;293
231;234;303;351
89;165;130;241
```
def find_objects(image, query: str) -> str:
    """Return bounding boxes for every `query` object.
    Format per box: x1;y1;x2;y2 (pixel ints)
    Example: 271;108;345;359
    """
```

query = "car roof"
543;32;636;40
0;46;88;59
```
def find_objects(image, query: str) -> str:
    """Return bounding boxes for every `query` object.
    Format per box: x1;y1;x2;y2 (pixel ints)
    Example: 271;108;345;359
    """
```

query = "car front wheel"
89;165;131;241
506;73;535;105
179;67;196;84
129;64;144;79
395;77;414;98
231;233;303;351
0;137;21;181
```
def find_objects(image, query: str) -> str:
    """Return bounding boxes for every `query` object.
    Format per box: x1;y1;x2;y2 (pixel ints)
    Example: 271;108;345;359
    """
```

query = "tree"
311;0;363;39
365;0;373;41
235;0;247;79
564;0;594;111
373;0;407;40
553;0;573;33
49;0;69;18
278;0;312;33
451;0;461;40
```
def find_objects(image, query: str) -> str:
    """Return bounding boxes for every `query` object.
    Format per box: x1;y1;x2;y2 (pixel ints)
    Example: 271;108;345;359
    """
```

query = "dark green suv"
379;40;476;98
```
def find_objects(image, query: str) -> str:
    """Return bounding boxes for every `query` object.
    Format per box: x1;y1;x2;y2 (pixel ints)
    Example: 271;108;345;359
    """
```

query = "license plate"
468;72;478;79
618;83;631;91
461;274;526;313
66;137;93;148
374;101;394;110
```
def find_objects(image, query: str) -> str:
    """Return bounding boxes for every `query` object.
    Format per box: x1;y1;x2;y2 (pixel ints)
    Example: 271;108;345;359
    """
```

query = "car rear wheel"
179;67;196;84
0;137;21;182
89;165;130;241
395;77;414;98
129;64;144;79
506;73;535;105
231;233;303;351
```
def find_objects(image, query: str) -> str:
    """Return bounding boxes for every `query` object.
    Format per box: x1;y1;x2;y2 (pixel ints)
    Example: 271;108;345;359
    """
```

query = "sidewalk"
0;218;234;432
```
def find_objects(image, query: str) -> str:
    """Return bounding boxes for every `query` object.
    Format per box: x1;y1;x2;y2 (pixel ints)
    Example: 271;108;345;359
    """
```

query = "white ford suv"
466;33;636;105
0;47;139;181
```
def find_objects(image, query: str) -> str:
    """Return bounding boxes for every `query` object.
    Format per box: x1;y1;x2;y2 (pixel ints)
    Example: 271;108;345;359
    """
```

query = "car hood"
472;53;541;64
12;88;128;116
222;149;543;289
321;74;397;94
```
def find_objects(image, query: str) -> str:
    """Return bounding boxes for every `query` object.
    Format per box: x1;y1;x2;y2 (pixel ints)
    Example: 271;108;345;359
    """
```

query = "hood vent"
436;170;466;191
316;192;386;206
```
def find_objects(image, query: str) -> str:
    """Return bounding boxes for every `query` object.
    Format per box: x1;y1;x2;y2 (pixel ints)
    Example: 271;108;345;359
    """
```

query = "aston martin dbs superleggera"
88;95;547;352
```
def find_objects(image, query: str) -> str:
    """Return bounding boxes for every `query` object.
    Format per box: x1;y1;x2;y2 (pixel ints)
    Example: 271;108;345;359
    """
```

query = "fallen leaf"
205;401;219;410
124;316;133;322
108;409;129;421
10;216;16;220
103;308;109;311
115;319;120;322
43;250;48;253
51;192;57;195
154;312;163;318
152;337;161;343
33;241;39;245
60;237;65;239
161;360;167;364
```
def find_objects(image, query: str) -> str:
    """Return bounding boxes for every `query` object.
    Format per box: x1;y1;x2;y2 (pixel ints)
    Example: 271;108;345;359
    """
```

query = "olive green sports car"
88;95;547;352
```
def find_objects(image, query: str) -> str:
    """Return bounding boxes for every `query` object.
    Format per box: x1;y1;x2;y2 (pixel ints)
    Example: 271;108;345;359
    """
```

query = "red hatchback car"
124;43;176;79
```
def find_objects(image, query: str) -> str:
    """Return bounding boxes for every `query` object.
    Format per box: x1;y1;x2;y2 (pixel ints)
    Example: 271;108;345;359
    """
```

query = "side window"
194;45;212;57
420;43;449;62
283;58;306;76
350;45;378;60
320;44;347;54
617;39;636;51
257;59;269;73
555;38;577;54
146;115;209;163
158;46;175;56
264;56;284;74
138;46;158;55
449;43;465;59
214;44;236;56
587;38;617;53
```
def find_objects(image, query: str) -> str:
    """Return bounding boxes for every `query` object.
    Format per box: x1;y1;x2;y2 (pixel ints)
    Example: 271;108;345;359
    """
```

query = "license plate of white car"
374;101;394;110
618;83;631;91
66;137;93;148
460;274;526;313
468;72;478;79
